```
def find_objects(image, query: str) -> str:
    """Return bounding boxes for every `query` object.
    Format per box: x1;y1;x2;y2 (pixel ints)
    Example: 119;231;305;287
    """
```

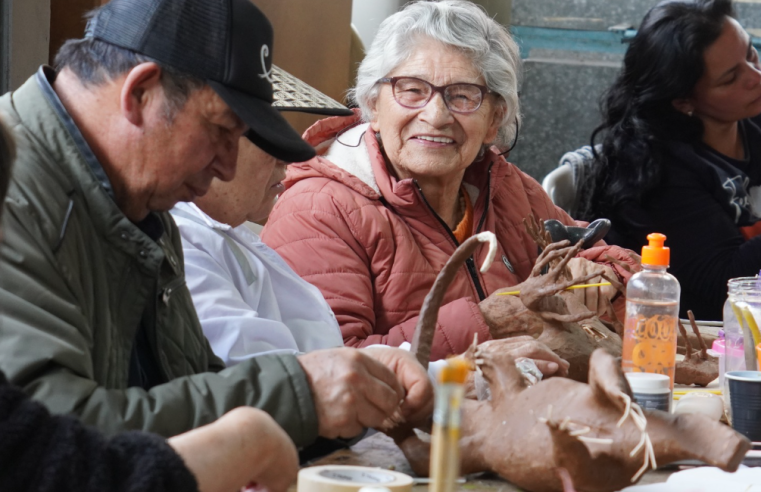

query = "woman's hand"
478;336;570;377
168;407;299;492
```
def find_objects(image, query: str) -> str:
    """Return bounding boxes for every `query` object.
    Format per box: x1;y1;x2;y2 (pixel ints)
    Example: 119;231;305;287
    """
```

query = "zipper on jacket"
413;180;487;301
474;163;493;234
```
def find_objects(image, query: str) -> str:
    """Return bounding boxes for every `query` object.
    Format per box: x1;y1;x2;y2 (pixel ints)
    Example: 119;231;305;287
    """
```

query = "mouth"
412;135;456;145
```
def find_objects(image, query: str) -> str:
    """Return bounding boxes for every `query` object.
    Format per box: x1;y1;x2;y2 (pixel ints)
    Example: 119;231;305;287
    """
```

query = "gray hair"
350;0;522;149
54;10;205;121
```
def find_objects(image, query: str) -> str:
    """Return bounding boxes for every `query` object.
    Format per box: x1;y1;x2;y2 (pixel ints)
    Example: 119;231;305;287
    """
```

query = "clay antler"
518;240;601;324
674;310;718;387
687;310;709;359
410;232;497;369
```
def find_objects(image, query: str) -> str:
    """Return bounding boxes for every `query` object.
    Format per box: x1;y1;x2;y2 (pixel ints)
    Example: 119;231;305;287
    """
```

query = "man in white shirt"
171;145;343;363
171;69;350;365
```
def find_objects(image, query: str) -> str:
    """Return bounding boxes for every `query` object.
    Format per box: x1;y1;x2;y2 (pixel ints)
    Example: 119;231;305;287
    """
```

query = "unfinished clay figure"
675;311;719;387
396;348;748;492
392;232;748;492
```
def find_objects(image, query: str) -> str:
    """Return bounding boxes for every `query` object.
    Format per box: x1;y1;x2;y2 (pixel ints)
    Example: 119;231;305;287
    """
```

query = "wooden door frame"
0;0;51;93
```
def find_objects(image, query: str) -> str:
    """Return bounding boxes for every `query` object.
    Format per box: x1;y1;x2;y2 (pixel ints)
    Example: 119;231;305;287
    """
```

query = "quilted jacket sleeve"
263;182;492;360
0;198;318;446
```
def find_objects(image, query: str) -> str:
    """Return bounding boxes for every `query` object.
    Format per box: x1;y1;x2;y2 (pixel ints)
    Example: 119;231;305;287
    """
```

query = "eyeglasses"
377;76;496;114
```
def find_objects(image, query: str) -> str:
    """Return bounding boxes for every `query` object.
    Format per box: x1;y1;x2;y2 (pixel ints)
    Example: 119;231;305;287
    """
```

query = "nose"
418;91;454;127
748;63;761;89
212;132;240;182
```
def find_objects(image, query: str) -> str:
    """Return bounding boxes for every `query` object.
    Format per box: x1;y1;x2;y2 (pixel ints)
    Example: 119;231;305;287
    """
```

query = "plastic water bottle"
622;233;681;390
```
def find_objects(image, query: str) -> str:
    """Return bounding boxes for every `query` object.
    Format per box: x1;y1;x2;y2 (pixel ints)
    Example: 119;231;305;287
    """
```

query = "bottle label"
622;313;677;389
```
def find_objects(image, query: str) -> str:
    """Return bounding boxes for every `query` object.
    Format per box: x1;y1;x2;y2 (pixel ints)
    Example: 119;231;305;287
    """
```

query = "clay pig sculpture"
394;232;749;492
396;347;749;492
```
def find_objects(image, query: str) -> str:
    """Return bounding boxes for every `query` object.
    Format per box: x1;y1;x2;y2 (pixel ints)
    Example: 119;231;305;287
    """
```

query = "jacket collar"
11;67;167;269
35;66;116;199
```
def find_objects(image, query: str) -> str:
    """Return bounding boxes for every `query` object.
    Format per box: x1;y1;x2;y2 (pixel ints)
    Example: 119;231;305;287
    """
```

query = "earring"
687;110;694;117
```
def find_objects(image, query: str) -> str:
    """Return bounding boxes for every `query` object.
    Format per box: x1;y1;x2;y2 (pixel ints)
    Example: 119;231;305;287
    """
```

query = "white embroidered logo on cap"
259;45;274;83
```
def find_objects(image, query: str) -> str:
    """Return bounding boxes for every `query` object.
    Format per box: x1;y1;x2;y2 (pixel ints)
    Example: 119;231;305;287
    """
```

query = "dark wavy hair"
578;0;735;220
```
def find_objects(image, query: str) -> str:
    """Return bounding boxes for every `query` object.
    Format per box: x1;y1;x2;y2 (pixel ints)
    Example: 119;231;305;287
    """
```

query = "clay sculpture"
392;231;750;492
396;346;749;492
508;218;623;382
675;311;718;387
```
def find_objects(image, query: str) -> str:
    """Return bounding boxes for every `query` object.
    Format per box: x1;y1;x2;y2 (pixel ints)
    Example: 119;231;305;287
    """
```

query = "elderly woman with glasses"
263;0;638;362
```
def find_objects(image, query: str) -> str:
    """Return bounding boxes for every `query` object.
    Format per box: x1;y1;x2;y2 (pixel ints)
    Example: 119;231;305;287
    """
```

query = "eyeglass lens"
393;78;484;113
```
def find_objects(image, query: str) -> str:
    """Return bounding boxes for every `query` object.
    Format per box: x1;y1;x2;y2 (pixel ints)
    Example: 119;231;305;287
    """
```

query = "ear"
368;93;382;132
672;98;694;116
588;349;631;413
120;62;164;127
484;99;507;144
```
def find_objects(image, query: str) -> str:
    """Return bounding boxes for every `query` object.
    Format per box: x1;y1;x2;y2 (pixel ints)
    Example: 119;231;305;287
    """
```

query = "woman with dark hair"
579;0;761;320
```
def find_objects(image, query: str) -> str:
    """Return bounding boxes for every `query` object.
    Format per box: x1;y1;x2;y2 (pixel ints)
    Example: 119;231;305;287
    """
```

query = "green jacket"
0;68;319;445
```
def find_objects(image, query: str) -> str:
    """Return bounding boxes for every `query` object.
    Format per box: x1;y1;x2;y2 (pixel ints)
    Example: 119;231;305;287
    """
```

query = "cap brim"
271;65;354;117
209;81;316;163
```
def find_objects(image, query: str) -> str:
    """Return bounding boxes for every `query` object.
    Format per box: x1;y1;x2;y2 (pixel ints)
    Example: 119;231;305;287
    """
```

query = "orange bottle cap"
641;232;670;266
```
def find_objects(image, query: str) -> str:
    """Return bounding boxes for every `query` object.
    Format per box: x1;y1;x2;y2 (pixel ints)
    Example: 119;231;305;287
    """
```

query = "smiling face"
136;85;246;213
195;137;287;227
687;17;761;124
369;38;504;183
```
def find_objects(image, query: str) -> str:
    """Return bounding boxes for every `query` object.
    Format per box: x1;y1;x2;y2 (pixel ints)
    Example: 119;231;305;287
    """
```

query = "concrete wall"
1;0;50;92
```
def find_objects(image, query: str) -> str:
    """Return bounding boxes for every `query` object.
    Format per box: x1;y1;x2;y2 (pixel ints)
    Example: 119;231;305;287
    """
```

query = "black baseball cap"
85;0;316;162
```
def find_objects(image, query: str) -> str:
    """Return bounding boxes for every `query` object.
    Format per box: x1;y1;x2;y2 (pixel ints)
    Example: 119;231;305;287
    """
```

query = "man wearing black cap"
0;0;431;447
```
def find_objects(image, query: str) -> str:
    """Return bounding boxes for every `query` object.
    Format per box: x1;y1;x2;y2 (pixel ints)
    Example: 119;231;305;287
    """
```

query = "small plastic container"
625;372;672;412
711;339;726;388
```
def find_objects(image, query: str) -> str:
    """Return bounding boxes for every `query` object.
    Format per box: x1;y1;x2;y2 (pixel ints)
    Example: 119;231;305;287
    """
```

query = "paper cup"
726;371;761;441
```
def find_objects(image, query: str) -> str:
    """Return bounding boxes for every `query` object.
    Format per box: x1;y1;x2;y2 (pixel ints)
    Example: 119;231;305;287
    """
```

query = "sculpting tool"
430;357;469;492
496;281;612;296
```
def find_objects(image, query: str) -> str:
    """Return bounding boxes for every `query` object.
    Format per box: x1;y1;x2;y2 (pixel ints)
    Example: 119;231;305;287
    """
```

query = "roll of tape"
298;466;413;492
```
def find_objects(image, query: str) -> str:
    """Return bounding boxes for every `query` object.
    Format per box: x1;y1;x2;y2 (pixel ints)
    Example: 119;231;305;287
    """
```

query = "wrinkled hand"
298;347;408;438
566;257;620;314
478;290;544;339
478;336;570;376
363;347;434;427
169;407;298;492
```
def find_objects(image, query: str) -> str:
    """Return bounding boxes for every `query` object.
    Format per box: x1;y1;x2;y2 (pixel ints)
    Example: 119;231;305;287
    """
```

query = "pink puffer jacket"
262;113;637;360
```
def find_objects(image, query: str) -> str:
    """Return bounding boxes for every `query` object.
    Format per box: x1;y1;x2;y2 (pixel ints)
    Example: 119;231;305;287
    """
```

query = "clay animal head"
396;347;749;492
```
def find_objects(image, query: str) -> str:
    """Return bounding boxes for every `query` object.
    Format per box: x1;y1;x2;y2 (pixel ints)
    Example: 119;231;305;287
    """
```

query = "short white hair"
350;0;522;149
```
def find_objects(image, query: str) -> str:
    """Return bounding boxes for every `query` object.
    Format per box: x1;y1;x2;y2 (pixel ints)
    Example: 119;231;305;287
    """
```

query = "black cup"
727;371;761;441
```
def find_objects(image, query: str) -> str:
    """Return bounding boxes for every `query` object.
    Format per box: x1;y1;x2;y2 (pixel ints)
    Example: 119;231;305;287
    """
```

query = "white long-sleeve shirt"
171;202;343;366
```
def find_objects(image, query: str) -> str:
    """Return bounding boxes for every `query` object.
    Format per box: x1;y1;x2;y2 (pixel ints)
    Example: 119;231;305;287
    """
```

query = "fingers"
480;337;570;377
533;359;561;376
363;348;434;427
299;348;404;438
358;355;407;425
